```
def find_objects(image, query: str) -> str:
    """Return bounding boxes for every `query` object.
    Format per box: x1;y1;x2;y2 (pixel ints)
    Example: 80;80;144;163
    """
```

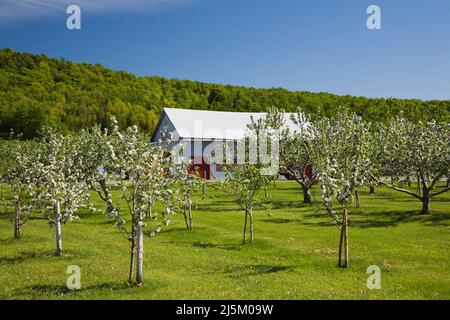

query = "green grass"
0;181;449;300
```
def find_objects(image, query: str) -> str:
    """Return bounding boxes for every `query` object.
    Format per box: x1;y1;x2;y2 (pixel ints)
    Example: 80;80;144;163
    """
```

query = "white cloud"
0;0;192;24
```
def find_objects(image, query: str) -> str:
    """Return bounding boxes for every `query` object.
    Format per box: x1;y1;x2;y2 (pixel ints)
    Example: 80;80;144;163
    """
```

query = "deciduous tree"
36;131;88;256
103;119;176;286
370;116;450;214
224;118;278;244
309;112;372;268
2;138;42;238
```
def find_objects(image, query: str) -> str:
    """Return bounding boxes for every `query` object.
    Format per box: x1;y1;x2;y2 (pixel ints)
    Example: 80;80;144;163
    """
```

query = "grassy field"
0;181;449;300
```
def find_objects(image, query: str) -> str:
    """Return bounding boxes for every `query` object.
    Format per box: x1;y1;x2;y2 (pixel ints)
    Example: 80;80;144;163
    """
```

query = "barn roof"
157;108;302;141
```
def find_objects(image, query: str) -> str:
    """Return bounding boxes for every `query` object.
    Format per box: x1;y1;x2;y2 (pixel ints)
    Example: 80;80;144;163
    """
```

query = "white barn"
151;108;299;180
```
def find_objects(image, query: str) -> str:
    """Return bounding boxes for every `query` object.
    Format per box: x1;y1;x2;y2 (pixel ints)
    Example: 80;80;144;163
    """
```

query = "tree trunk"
420;182;431;215
302;184;311;204
188;194;193;231
14;200;21;239
249;204;254;243
417;176;421;196
447;178;450;189
99;179;114;212
338;220;344;267
147;203;152;220
338;208;349;268
355;190;360;208
54;201;62;256
183;201;189;230
243;207;248;244
135;221;144;287
421;195;431;215
369;185;375;194
128;221;136;285
343;208;349;268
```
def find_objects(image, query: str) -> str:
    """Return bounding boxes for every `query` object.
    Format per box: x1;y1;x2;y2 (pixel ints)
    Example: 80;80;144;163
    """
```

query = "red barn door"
189;157;211;180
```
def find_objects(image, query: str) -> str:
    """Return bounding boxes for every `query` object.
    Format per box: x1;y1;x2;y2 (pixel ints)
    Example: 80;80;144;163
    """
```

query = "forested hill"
0;48;449;138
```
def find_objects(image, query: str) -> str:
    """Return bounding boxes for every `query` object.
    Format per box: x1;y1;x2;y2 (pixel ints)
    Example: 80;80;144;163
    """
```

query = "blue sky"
0;0;449;100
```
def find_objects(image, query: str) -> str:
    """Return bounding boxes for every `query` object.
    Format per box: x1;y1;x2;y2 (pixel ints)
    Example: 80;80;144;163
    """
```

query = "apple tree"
309;112;372;268
370;116;450;215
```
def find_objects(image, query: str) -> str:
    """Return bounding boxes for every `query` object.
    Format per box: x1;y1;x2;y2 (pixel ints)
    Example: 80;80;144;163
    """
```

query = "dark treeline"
1;48;449;138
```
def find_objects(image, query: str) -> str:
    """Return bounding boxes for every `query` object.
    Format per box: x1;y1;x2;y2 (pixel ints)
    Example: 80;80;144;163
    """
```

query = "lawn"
0;181;449;300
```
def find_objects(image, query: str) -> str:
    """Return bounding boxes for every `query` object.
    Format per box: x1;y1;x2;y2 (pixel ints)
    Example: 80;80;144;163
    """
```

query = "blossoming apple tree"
309;112;372;268
257;107;318;203
370;116;450;215
172;157;203;231
75;126;116;215
224;116;278;244
36;131;89;256
2;138;43;238
103;119;177;286
225;163;274;244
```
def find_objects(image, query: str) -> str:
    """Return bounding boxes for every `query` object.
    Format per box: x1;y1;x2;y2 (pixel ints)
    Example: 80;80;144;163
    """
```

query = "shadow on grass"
0;250;44;264
193;241;242;251
301;210;450;229
27;284;70;296
355;210;450;228
86;279;168;292
269;200;312;210
0;212;47;221
18;280;167;297
0;212;13;220
83;282;133;291
161;227;207;234
431;197;450;203
0;249;84;264
196;201;239;213
223;264;294;278
261;210;325;224
261;218;302;224
17;282;126;297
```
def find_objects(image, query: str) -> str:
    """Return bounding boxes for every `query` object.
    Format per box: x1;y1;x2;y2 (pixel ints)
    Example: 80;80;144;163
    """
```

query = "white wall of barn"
169;139;234;180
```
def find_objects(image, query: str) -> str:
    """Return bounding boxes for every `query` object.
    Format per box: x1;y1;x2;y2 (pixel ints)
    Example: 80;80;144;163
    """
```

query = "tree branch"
369;173;422;200
93;186;107;202
431;187;450;198
420;171;428;189
429;173;445;191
